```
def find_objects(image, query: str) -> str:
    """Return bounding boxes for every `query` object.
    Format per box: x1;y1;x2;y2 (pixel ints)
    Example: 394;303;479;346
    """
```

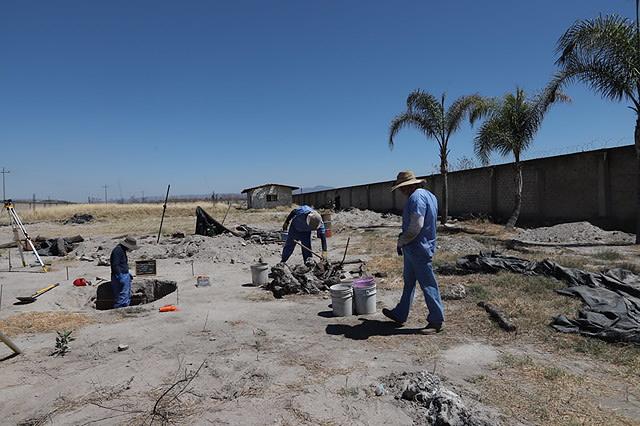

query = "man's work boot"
382;308;405;325
420;322;443;334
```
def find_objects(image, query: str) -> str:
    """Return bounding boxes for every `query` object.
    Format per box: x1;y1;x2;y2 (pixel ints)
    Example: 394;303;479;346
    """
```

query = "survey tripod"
3;200;47;272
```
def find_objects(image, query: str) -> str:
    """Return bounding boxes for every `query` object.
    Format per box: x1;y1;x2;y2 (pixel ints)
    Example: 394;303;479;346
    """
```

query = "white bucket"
330;284;353;317
354;282;377;315
251;263;269;286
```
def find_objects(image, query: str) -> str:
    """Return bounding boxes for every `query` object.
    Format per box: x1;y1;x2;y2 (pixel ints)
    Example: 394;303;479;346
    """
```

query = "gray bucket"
330;284;353;317
250;263;269;286
354;281;377;315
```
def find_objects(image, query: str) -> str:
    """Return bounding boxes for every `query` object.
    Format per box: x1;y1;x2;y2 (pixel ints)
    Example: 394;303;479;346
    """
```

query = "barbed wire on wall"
520;137;631;161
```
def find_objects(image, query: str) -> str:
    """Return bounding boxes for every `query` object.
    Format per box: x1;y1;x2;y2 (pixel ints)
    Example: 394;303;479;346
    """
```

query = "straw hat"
120;236;139;251
306;211;323;230
391;170;425;191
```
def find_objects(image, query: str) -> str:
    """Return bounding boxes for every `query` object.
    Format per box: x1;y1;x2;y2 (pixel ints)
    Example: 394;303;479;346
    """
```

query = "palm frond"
555;14;639;105
444;94;484;136
388;112;430;150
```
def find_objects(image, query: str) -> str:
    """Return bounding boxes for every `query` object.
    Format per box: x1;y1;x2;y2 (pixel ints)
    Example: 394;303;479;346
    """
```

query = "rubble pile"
64;213;94;225
383;371;496;426
264;260;344;298
35;235;84;256
234;225;282;244
73;234;280;265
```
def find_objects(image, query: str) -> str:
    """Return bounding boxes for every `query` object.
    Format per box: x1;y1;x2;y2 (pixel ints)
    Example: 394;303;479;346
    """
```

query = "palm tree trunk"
441;162;449;225
506;161;522;229
635;115;640;243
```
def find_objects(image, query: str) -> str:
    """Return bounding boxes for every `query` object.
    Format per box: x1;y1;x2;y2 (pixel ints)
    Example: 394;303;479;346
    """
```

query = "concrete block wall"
293;145;637;231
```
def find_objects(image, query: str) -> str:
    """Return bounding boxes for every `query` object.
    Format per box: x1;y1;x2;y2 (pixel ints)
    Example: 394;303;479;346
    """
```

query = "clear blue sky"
0;0;635;201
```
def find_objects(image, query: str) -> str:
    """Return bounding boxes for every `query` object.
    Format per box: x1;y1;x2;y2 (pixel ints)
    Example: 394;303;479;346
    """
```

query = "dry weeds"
478;353;639;425
0;311;94;336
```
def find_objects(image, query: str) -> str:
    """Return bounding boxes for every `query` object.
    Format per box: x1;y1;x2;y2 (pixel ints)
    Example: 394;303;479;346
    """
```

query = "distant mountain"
293;186;333;194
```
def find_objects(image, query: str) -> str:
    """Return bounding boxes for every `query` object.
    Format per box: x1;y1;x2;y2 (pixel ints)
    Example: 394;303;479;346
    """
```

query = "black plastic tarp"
441;253;640;344
195;206;230;237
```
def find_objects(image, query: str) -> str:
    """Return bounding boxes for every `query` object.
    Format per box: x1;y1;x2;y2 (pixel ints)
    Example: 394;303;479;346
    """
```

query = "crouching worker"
110;236;139;308
382;171;445;333
281;206;327;263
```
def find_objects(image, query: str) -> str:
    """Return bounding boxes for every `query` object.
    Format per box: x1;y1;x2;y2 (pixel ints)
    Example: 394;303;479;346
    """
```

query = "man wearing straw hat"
281;206;328;263
110;236;139;308
382;171;444;332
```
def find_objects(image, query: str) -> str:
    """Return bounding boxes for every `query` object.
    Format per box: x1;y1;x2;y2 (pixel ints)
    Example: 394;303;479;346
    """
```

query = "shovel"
16;283;59;303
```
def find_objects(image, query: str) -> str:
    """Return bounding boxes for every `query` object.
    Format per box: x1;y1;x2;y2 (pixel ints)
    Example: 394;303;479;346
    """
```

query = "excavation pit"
95;279;178;310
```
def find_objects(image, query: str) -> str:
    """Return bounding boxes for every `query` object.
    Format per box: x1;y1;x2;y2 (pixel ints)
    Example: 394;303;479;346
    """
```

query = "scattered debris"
478;301;517;332
97;256;110;266
373;271;388;278
441;283;466;300
172;231;186;238
74;234;280;265
264;259;349;298
441;253;640;344
117;344;129;352
64;213;94;225
383;371;495;425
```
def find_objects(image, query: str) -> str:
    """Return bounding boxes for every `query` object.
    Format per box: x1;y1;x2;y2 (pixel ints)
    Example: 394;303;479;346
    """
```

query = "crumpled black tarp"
195;206;230;237
441;253;640;344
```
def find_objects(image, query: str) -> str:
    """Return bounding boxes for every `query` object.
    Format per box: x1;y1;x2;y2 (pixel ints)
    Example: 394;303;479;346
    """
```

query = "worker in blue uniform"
281;206;328;262
110;236;138;308
382;171;445;333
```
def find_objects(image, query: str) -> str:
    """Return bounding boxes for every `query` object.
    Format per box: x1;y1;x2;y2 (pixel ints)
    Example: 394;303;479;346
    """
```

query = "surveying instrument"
3;200;47;272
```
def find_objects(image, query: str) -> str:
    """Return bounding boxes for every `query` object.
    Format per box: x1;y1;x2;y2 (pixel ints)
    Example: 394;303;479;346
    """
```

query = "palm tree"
552;9;640;242
388;91;482;224
470;87;568;228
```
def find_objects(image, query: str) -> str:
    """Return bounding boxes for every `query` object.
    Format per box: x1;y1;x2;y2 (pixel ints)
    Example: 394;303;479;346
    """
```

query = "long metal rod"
340;237;351;266
157;184;171;243
221;202;232;226
293;240;324;260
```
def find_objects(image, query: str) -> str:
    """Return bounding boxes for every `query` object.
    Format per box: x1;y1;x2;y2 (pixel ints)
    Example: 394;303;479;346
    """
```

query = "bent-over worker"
110;236;138;308
281;206;327;262
382;171;445;332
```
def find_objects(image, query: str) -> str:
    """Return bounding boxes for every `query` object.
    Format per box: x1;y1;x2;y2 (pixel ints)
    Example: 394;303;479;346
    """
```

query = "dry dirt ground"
1;204;640;425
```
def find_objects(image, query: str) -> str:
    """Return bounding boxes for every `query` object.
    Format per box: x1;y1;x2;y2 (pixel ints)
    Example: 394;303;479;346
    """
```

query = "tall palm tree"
388;91;482;224
552;10;640;242
470;87;568;228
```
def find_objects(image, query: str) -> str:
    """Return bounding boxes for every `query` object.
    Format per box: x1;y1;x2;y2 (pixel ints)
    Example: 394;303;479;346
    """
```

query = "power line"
102;185;108;205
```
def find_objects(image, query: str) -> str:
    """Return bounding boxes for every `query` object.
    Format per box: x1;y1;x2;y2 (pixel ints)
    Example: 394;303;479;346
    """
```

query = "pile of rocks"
383;371;496;426
264;260;344;298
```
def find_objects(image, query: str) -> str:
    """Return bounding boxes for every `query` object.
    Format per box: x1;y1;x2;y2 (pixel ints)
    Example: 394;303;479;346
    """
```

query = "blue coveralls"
110;244;132;308
390;188;445;325
281;206;327;262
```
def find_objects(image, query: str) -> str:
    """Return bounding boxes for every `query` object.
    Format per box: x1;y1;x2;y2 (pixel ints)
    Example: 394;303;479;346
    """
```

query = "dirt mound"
516;222;633;245
437;235;487;254
333;209;400;230
73;234;281;265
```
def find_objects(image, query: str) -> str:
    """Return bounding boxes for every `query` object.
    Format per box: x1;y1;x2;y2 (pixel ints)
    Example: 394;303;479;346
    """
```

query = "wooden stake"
0;331;21;356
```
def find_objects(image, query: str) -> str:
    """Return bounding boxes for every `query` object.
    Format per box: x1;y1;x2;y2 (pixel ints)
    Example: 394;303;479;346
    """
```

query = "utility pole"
1;168;10;201
102;185;108;205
